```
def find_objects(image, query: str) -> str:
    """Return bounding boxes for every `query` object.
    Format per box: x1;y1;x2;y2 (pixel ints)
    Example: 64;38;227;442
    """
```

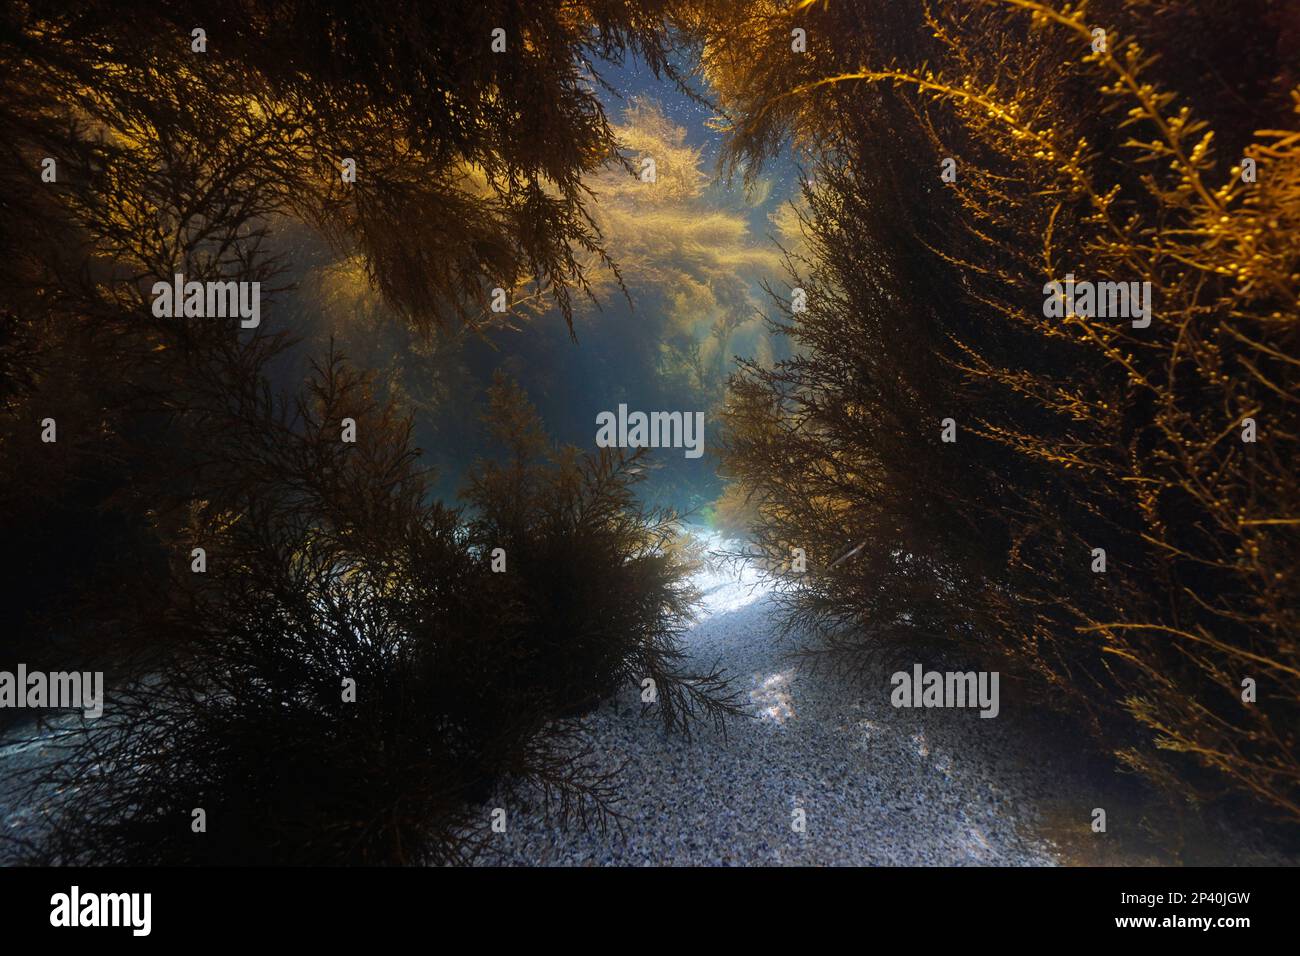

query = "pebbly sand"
473;533;1099;866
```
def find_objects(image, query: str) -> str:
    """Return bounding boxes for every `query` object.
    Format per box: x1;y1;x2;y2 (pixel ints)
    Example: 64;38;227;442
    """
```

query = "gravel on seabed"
473;532;1071;866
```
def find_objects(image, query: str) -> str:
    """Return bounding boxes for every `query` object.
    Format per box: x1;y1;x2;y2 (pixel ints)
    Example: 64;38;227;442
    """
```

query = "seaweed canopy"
0;0;712;686
708;0;1300;825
